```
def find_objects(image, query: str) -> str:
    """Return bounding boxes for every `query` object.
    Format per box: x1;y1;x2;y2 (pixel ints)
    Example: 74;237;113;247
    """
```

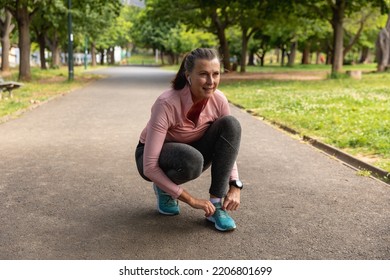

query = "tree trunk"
256;52;266;66
99;49;105;65
14;6;32;81
343;15;367;59
315;50;321;64
37;32;47;70
211;9;231;72
91;42;97;67
160;51;165;65
331;0;345;75
0;10;14;72
281;46;286;66
302;42;311;64
260;55;265;66
376;13;390;72
15;6;32;81
248;51;255;66
275;48;280;63
240;28;249;73
47;31;61;68
240;27;257;72
51;40;61;68
108;47;115;65
287;41;297;67
359;47;370;64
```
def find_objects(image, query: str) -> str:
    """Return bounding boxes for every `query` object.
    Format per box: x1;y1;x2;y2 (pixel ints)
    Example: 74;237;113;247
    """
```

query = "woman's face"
187;58;220;103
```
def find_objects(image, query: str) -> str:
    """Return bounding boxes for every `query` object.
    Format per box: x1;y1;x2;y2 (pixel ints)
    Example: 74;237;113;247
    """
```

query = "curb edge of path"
240;106;390;186
0;92;71;125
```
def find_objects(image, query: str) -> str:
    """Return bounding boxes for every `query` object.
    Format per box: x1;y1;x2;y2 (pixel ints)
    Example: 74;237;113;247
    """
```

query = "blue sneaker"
153;184;180;215
207;202;236;231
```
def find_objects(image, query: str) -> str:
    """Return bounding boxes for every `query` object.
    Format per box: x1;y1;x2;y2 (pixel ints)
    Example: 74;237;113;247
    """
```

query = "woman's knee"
176;146;203;179
160;143;204;182
176;155;203;180
219;115;241;134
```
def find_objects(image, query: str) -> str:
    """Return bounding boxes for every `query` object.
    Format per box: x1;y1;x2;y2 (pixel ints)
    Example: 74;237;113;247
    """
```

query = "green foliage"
72;0;123;50
1;0;390;76
130;3;216;61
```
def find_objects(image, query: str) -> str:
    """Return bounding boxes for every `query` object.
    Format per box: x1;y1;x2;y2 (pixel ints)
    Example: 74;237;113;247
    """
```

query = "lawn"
125;54;160;65
219;71;390;173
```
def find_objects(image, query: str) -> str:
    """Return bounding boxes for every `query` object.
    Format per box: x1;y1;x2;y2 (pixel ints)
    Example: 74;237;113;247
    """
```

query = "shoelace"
214;207;228;218
161;193;178;206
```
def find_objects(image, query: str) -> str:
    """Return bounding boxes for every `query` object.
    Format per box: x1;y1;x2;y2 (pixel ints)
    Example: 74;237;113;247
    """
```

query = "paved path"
0;67;389;260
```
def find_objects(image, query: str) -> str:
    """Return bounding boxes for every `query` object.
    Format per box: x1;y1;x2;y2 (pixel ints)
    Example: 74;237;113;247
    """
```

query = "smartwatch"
229;179;243;189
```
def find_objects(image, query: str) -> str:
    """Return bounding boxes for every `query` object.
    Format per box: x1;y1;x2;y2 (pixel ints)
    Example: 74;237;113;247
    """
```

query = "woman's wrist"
178;189;195;207
229;186;241;193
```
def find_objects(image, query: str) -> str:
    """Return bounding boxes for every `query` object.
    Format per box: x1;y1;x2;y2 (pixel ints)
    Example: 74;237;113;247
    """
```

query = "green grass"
219;72;390;172
161;58;378;72
125;54;160;65
243;63;378;73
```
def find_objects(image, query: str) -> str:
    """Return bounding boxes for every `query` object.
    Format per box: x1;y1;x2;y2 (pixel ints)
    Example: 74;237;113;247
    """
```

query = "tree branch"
343;11;373;57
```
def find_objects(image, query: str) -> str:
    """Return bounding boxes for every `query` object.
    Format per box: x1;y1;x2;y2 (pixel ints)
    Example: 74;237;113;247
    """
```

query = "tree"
0;0;122;79
297;0;389;75
246;30;272;67
0;8;15;72
234;0;283;72
131;1;216;65
0;0;43;81
31;0;67;69
72;0;122;66
376;12;390;71
342;6;381;63
143;0;238;71
206;1;237;71
28;0;70;69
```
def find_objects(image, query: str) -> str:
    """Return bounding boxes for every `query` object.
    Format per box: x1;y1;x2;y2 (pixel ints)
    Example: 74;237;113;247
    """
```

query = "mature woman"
135;48;243;231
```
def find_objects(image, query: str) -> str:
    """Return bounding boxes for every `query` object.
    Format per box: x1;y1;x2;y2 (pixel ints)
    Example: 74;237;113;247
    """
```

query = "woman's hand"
191;198;216;217
222;187;241;211
178;189;216;217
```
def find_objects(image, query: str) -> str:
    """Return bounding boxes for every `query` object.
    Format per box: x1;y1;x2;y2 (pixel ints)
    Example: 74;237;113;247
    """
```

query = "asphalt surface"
0;66;389;260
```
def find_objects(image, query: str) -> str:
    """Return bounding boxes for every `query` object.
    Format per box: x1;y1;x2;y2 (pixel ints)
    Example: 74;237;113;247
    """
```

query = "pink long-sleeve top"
139;85;239;198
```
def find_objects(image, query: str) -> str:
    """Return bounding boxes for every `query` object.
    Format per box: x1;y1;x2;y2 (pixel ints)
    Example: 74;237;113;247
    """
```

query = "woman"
135;48;243;232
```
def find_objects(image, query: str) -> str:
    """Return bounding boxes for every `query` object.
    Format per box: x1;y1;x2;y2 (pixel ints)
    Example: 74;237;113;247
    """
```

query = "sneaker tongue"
213;202;222;208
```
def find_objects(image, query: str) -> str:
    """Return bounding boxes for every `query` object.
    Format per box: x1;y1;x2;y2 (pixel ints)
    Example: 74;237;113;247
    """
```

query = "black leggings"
135;115;241;198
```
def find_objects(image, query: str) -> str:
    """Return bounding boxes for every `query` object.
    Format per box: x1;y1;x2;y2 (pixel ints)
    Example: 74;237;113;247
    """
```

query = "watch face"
236;180;243;187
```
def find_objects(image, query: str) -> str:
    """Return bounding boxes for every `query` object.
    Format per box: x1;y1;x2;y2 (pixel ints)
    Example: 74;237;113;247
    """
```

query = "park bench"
0;78;23;99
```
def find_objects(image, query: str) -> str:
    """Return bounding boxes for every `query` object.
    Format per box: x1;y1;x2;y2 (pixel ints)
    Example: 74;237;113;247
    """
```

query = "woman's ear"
187;76;192;86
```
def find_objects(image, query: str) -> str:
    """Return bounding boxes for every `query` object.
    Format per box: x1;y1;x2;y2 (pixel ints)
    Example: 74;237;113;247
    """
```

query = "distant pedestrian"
135;48;243;231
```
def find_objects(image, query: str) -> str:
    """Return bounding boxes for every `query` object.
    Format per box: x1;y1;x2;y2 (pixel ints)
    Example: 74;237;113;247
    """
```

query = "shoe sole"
157;207;179;216
206;216;236;232
153;185;180;216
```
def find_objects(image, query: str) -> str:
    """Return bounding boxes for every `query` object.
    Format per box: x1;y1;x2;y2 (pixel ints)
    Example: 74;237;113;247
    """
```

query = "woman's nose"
206;75;213;84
